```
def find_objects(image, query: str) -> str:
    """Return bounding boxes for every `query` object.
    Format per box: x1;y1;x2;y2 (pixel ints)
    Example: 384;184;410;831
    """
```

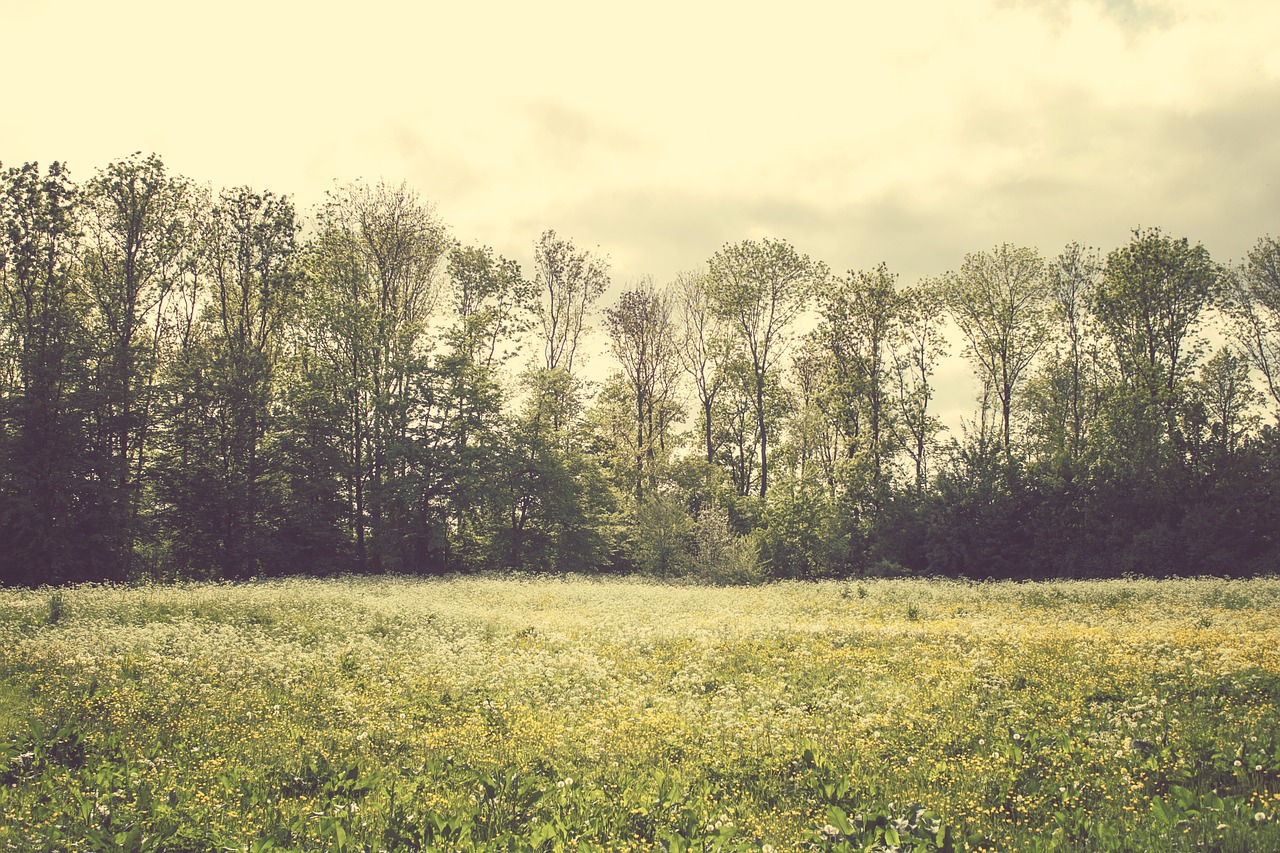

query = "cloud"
512;69;1280;298
519;100;653;171
1000;0;1176;33
529;187;961;288
944;80;1280;263
378;122;490;202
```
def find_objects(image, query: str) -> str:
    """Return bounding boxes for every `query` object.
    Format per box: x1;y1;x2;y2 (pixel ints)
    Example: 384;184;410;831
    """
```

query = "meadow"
0;576;1278;852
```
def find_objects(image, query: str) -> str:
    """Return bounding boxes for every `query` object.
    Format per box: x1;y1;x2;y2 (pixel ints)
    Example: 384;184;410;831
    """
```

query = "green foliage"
489;368;618;574
5;150;1280;585
925;433;1034;577
1227;234;1280;412
1094;228;1219;403
760;473;844;578
812;263;903;501
940;244;1052;456
687;502;763;584
4;577;1280;850
46;591;64;625
604;282;683;507
0;160;103;585
631;493;694;578
706;237;826;500
534;229;609;376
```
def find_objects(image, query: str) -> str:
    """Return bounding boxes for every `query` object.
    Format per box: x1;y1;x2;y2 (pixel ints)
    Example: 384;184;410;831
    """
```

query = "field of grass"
1;576;1278;852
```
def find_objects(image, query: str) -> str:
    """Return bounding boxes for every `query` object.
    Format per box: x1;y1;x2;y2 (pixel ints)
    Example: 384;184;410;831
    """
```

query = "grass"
0;575;1277;851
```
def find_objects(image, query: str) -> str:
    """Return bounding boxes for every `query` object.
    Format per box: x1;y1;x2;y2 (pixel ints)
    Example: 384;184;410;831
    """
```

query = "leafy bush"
687;503;763;584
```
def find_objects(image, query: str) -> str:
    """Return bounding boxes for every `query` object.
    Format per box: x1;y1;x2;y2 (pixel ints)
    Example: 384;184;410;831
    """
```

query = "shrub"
687;503;763;585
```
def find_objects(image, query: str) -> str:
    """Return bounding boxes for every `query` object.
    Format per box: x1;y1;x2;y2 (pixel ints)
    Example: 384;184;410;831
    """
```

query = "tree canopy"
3;153;1278;585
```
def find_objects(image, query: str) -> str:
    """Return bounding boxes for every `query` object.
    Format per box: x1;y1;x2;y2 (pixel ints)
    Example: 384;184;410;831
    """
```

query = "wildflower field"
1;577;1278;852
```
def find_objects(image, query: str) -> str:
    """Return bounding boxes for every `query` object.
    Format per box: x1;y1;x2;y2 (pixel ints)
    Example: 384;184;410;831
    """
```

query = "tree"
1022;245;1108;473
303;180;449;572
1046;243;1104;461
940;244;1052;458
604;279;682;504
497;367;615;572
534;229;608;376
786;335;843;491
447;243;533;370
816;263;902;501
1186;347;1261;466
272;344;353;575
675;269;732;465
706;238;824;499
1227;234;1280;412
0;161;91;584
927;431;1036;578
1091;228;1220;455
484;230;613;574
434;244;533;569
631;492;693;578
711;355;766;499
156;186;298;578
892;280;949;493
79;152;194;576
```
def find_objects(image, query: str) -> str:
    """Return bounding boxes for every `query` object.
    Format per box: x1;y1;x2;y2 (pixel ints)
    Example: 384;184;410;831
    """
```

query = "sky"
4;0;1280;425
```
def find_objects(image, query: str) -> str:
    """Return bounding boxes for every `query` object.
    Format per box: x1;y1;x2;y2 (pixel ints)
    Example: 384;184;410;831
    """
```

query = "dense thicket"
2;155;1278;584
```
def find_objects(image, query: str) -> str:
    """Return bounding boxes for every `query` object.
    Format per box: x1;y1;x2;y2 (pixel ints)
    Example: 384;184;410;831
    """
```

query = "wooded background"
3;155;1278;584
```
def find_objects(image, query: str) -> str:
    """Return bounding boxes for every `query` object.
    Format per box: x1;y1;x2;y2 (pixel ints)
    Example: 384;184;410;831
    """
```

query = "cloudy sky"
5;0;1280;422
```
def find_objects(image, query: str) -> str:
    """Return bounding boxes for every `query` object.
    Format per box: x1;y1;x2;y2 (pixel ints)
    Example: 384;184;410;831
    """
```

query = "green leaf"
826;804;854;835
1171;784;1195;809
1152;796;1176;826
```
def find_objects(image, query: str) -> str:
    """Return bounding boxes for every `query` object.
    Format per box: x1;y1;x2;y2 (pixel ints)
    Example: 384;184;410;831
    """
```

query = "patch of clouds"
519;100;653;168
371;121;491;206
515;66;1280;299
999;0;1176;33
530;187;964;291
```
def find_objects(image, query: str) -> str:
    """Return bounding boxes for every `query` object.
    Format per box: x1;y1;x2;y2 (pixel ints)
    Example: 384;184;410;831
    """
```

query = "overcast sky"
5;0;1280;425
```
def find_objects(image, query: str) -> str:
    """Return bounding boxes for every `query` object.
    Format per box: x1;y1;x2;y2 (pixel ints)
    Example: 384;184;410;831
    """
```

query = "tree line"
2;154;1278;585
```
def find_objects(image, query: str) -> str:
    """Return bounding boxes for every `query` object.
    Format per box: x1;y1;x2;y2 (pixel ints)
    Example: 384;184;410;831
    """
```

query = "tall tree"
447;243;533;370
940;244;1052;458
157;187;298;578
491;230;612;573
1091;227;1219;454
706;238;824;499
817;263;901;502
675;269;731;465
1186;347;1261;466
304;180;449;572
1047;243;1104;461
604;279;682;504
892;280;949;493
712;355;767;498
534;229;608;376
409;243;531;571
0;161;89;584
79;153;194;575
272;340;353;575
1227;234;1280;412
787;335;843;490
